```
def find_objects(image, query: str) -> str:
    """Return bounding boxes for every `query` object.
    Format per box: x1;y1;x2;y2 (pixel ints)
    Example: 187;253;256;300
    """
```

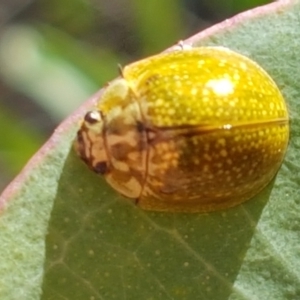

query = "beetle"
75;46;289;213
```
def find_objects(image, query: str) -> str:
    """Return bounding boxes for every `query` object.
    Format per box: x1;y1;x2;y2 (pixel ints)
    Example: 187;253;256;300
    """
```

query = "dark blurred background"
0;0;272;191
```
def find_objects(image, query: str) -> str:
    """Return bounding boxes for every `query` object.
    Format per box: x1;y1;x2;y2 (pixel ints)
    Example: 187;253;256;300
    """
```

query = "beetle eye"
93;161;108;175
84;111;101;124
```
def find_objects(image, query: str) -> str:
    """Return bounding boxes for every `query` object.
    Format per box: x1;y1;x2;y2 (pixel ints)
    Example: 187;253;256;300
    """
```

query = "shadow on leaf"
41;148;273;300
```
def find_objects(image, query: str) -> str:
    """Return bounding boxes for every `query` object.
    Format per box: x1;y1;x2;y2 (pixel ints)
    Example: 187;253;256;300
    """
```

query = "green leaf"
0;1;299;299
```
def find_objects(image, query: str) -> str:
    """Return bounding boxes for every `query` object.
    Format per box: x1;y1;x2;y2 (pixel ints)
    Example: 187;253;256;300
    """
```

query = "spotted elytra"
75;46;289;213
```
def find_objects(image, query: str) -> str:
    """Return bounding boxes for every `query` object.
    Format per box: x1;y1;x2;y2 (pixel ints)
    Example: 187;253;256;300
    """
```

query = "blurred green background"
0;0;272;192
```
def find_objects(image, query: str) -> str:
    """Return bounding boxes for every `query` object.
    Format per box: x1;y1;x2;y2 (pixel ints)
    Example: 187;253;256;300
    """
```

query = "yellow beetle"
75;47;289;213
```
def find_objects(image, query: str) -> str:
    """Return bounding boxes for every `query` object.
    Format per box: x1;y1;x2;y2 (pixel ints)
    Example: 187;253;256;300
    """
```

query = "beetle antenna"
118;64;124;77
